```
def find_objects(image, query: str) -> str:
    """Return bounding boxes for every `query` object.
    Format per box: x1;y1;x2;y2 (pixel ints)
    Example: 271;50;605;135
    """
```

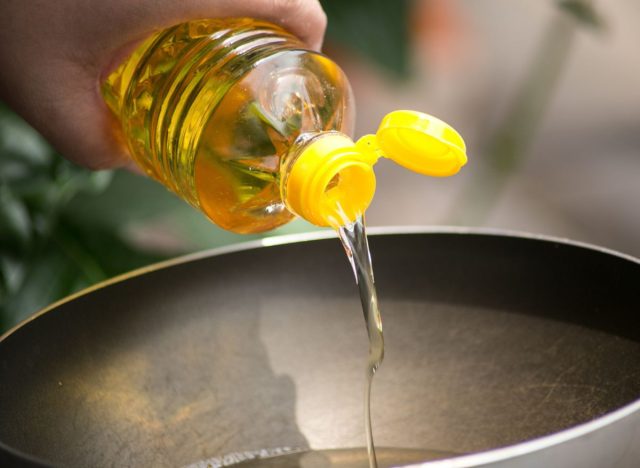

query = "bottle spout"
283;133;377;228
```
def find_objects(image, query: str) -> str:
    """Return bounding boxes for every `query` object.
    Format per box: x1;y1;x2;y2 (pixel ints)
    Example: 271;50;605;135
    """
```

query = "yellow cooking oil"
102;18;354;233
102;18;467;468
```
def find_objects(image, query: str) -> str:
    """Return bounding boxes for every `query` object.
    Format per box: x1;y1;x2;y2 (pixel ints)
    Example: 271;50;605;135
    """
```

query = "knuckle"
316;8;328;31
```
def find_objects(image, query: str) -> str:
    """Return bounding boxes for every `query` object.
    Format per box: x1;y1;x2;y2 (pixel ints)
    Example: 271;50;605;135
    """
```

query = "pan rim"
1;226;639;468
2;226;638;345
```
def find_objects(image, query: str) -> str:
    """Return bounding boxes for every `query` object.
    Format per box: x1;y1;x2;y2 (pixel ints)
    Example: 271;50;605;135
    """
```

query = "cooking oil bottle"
102;18;467;233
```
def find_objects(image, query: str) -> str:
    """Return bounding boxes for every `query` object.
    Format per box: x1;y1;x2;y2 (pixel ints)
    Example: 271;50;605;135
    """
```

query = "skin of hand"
0;0;327;171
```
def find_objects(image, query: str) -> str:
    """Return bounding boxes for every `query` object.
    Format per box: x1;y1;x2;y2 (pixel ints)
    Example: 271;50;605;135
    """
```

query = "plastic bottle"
102;18;467;233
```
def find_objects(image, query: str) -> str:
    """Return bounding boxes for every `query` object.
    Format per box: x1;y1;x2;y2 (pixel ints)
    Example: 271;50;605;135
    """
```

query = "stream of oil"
229;216;386;468
337;216;384;468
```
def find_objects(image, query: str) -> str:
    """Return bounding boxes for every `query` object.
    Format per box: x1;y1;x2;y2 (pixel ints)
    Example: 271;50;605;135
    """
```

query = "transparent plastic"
103;18;355;233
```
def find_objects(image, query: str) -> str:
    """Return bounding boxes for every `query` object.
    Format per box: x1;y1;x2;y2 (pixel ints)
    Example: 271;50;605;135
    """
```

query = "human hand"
0;0;327;171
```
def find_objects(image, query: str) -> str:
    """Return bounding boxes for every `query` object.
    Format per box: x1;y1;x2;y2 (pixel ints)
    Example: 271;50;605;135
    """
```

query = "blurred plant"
0;103;170;331
447;0;605;224
557;0;605;29
321;0;411;77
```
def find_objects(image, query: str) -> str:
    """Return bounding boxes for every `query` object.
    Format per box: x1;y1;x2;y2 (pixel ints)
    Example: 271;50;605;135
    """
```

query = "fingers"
264;0;328;51
220;0;328;51
43;88;133;171
158;0;327;51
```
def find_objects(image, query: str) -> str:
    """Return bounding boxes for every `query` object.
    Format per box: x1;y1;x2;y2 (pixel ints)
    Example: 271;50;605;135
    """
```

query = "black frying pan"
1;228;640;467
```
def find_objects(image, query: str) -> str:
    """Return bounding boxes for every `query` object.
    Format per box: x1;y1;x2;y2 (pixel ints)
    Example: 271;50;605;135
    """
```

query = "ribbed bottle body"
103;18;354;233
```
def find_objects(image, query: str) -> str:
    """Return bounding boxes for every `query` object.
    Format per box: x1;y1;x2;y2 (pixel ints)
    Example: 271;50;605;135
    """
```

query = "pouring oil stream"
337;215;384;468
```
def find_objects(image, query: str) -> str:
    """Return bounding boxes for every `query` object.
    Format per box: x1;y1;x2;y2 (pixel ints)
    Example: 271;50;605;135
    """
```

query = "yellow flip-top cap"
284;133;376;228
283;111;467;229
376;110;467;177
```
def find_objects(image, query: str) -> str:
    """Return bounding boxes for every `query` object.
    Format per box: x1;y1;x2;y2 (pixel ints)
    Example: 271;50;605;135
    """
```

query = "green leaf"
321;0;412;77
0;256;25;296
0;186;31;248
0;150;40;182
0;103;53;166
0;247;79;328
85;170;114;194
0;102;168;333
59;220;169;277
0;221;170;330
557;0;606;30
63;170;186;230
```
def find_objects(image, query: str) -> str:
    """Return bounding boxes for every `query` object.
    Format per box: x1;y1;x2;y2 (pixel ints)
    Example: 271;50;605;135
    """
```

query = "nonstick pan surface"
1;228;640;467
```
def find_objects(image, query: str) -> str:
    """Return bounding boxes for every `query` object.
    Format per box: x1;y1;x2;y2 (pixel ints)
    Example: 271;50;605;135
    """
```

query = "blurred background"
1;0;638;332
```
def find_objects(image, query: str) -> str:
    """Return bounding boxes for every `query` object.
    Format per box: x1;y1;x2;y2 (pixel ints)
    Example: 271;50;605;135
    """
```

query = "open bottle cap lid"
376;110;467;177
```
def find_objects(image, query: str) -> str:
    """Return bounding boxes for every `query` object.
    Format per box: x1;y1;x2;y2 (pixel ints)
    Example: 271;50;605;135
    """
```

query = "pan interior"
1;232;639;467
